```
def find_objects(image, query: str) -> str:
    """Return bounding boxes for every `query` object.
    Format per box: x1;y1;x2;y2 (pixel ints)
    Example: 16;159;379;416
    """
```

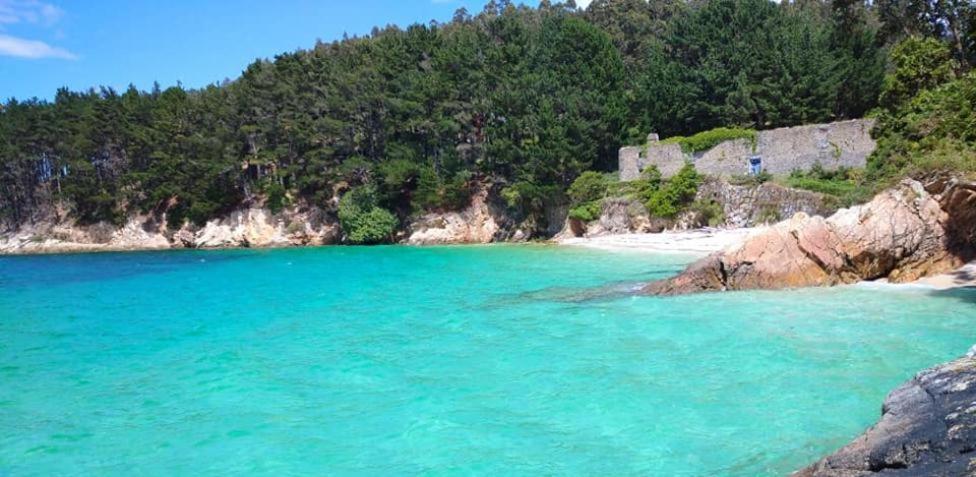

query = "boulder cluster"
643;178;976;295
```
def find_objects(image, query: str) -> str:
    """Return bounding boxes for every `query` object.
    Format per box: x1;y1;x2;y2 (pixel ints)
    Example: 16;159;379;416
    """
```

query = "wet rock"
797;351;976;476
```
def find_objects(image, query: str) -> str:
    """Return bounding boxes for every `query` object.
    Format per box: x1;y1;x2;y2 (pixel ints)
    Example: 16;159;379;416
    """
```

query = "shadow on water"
0;249;252;289
926;286;976;305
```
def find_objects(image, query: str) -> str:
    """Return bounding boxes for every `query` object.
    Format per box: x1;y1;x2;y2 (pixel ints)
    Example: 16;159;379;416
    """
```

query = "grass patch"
779;165;873;207
659;127;758;154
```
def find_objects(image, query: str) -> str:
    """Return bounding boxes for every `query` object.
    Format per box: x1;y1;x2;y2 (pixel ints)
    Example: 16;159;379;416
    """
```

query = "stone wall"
695;178;833;228
620;119;876;180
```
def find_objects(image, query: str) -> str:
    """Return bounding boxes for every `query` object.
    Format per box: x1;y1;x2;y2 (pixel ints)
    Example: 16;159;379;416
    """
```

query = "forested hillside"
1;0;972;235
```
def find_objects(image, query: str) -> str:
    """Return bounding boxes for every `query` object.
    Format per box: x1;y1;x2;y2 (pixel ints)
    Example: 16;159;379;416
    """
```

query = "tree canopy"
2;0;970;229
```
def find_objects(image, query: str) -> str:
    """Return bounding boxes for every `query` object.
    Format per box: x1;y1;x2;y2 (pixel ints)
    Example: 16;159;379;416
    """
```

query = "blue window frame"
749;156;762;176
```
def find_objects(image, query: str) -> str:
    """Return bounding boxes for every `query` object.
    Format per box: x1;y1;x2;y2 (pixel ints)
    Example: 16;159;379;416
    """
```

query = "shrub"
783;165;872;207
870;71;976;181
338;186;398;244
660;127;758;154
567;171;609;204
414;168;473;212
262;181;288;214
568;201;602;222
646;163;701;218
728;170;772;186
879;37;956;111
608;165;662;203
378;159;421;195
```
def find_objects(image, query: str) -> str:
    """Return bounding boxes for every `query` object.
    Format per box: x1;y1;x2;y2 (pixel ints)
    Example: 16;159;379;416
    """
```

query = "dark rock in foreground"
797;347;976;476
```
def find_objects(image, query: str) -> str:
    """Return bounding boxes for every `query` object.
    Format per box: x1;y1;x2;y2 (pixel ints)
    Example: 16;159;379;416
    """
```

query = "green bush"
782;165;872;207
870;71;976;181
413;168;473;212
608;165;662;204
879;37;957;111
262;181;288;214
568;201;602;222
646;163;701;218
338;186;398;244
728;170;772;186
378;159;421;195
660;127;758;154
567;171;609;204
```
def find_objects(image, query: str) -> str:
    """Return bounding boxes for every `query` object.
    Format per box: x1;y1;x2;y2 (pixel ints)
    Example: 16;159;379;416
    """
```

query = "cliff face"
643;178;976;295
798;347;976;477
0;204;340;254
405;187;501;245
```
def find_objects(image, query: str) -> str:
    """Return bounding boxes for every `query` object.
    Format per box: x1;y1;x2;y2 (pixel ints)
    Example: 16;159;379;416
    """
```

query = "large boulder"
643;179;975;295
797;347;976;476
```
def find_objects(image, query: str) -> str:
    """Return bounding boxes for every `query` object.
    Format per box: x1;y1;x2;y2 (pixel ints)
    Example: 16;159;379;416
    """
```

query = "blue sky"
0;0;592;101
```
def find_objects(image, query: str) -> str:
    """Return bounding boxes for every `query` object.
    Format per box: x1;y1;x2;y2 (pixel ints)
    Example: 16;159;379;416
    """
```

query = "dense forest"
1;0;973;239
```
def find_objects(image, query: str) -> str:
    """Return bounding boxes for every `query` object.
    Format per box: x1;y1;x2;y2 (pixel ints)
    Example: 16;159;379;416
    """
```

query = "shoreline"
555;228;759;256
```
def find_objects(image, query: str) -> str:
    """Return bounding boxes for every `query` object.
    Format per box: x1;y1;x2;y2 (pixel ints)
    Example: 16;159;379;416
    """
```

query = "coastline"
555;228;759;256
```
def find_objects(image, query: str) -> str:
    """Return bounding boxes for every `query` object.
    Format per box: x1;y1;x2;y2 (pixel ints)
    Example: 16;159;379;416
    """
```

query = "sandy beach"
908;262;976;289
556;228;759;256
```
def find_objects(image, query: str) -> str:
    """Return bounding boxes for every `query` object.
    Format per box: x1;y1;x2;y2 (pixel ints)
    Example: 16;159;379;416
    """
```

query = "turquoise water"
1;246;975;476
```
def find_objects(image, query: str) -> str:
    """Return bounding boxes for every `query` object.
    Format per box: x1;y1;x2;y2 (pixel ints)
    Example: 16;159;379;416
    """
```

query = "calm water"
1;245;975;476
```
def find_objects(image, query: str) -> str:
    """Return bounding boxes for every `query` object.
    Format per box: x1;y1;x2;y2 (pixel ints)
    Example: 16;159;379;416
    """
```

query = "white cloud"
576;0;593;8
0;1;73;59
0;33;75;59
0;0;64;26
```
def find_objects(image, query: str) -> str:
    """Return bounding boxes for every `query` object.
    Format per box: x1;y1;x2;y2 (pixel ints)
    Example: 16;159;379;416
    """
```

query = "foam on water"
1;245;975;476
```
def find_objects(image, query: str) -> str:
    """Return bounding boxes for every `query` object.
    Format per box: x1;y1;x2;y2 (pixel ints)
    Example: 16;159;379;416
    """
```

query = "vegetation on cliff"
1;0;908;235
658;127;758;154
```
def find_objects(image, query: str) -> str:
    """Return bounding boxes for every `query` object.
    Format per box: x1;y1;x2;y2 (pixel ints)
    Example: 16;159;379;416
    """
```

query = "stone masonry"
619;119;876;180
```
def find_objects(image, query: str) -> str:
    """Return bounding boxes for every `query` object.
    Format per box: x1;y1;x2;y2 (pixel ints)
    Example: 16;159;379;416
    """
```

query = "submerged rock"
643;179;976;295
797;350;976;476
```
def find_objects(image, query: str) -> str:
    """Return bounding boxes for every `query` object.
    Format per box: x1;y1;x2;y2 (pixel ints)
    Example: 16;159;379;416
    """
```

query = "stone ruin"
619;119;876;181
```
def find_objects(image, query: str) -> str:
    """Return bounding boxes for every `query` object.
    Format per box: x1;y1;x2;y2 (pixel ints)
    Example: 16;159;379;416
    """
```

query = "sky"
0;0;592;102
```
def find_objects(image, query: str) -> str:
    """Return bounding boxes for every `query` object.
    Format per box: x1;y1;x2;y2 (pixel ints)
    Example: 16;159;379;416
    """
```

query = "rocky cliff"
643;178;976;295
405;187;501;245
0;203;339;254
797;346;976;477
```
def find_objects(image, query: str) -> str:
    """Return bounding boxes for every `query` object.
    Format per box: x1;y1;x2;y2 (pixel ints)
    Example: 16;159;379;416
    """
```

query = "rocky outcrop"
193;206;338;248
0;203;339;254
0;216;171;254
405;188;501;245
643;178;976;295
797;346;976;477
579;198;658;236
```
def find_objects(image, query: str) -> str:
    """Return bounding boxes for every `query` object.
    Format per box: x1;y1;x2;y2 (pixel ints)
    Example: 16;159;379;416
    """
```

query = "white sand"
557;228;758;256
909;262;976;289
